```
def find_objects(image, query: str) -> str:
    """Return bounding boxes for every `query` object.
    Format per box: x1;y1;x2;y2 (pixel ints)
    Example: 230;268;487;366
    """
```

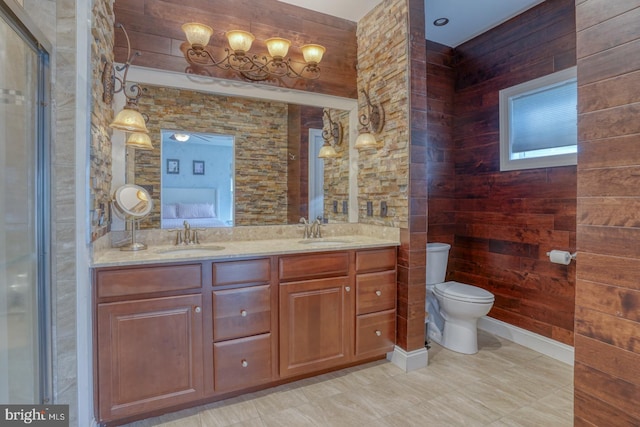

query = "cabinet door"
97;294;204;422
279;277;352;378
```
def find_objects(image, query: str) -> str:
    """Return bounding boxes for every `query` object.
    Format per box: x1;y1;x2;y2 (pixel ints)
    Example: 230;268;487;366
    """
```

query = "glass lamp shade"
265;37;291;59
182;23;213;48
226;30;255;53
354;131;378;149
301;44;325;64
318;143;338;159
110;107;149;133
126;132;154;150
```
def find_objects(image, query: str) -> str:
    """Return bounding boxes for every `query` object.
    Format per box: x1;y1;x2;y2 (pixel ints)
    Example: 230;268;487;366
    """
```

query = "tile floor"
125;331;574;427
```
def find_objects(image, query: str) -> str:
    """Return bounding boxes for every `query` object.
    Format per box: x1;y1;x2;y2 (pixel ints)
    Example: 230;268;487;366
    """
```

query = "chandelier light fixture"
102;24;153;149
181;22;326;82
318;110;343;159
354;76;385;149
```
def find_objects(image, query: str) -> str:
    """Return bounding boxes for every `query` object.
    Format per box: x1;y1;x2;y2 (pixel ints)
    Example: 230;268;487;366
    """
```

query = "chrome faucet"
310;216;322;238
171;220;201;245
299;217;311;239
183;220;192;244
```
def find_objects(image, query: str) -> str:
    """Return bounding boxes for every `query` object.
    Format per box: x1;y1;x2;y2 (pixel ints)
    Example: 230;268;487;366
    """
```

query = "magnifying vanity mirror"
112;184;153;251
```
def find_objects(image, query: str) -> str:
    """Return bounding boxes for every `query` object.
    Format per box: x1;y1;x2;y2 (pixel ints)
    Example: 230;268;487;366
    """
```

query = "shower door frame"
0;0;52;404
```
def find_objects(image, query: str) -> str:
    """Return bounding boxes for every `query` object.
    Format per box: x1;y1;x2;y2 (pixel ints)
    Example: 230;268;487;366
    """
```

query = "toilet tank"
426;243;451;285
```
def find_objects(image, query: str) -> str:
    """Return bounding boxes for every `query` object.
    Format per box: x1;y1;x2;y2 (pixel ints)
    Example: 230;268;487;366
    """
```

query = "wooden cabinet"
96;293;204;422
354;248;397;359
94;246;397;424
211;258;277;393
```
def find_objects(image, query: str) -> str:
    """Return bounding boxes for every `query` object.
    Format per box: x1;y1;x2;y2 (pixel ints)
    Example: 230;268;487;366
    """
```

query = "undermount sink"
298;239;351;245
156;245;225;255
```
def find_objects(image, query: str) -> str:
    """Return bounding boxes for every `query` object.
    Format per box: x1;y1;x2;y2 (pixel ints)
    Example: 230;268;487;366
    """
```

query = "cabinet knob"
345;286;351;293
240;309;247;317
375;330;382;337
241;359;248;368
375;290;382;297
194;306;201;313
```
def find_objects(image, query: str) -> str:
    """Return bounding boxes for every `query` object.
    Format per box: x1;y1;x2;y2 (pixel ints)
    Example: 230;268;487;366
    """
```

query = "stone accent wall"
90;0;114;241
323;108;350;223
132;86;288;227
356;0;410;228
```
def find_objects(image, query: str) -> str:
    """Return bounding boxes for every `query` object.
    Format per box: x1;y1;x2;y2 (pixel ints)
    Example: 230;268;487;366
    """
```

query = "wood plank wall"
574;0;640;425
426;40;455;249
287;105;322;223
398;0;429;351
113;0;357;98
448;0;577;345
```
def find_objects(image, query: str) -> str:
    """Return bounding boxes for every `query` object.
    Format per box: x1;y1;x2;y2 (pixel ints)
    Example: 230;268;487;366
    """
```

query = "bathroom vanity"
92;235;398;425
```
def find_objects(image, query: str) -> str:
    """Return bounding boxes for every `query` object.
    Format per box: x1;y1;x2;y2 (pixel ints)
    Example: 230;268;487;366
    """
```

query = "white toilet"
426;243;495;354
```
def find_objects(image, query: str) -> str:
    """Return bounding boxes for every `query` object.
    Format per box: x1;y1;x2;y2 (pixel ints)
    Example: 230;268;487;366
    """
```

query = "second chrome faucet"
300;216;322;239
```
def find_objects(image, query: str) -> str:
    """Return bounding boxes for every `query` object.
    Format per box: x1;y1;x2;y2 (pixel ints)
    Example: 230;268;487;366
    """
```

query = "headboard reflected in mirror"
115;66;359;229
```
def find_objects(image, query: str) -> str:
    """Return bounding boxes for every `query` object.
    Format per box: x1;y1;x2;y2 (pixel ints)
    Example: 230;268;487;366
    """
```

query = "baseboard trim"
387;345;428;372
478;316;574;366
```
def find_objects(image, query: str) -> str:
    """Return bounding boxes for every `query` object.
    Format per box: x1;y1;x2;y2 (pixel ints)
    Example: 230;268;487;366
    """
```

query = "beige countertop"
92;232;400;268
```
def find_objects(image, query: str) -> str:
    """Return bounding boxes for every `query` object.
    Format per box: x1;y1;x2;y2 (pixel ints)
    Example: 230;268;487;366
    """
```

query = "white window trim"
499;67;577;171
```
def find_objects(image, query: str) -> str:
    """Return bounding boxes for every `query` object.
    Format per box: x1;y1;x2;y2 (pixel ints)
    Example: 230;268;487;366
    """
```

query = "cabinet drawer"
356;270;396;315
213;258;270;286
279;252;349;281
213;333;272;392
356;248;396;273
96;264;202;298
212;285;271;341
356;310;396;357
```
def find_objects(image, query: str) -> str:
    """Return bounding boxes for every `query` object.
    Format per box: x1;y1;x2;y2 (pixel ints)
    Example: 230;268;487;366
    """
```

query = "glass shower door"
0;7;49;404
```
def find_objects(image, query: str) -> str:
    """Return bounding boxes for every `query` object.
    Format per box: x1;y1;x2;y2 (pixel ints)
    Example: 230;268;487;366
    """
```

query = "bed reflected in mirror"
160;130;234;228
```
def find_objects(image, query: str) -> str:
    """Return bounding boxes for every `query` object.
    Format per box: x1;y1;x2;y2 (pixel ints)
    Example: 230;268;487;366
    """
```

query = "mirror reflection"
161;130;234;228
130;83;351;229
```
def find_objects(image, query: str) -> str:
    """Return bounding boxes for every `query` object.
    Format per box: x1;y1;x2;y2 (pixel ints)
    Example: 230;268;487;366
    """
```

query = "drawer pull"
345;286;351;293
194;306;201;313
375;330;382;337
240;309;248;317
375;290;382;297
241;359;248;368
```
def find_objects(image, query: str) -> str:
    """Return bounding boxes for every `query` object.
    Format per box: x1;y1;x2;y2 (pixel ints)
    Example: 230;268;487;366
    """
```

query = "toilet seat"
434;281;494;303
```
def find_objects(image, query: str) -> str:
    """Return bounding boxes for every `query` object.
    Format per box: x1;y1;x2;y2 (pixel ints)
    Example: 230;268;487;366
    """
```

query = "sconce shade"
265;37;291;59
226;30;255;53
301;44;325;64
354;132;378;149
318;142;339;159
182;23;213;48
126;132;154;150
110;107;148;133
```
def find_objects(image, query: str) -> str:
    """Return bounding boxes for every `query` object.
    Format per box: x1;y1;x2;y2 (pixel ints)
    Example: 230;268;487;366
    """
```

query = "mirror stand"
121;218;147;251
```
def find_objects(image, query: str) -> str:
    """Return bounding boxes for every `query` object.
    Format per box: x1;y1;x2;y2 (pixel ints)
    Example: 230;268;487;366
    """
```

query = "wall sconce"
181;22;325;82
355;77;385;149
318;110;343;159
102;24;149;135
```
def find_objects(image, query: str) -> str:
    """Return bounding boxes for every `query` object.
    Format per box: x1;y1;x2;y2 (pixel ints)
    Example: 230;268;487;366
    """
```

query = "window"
499;67;577;171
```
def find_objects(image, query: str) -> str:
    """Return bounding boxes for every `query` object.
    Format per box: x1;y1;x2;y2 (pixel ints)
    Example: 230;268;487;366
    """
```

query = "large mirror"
117;66;359;229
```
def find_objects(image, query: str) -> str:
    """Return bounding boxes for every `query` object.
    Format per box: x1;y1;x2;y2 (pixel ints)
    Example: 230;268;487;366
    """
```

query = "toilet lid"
434;281;494;303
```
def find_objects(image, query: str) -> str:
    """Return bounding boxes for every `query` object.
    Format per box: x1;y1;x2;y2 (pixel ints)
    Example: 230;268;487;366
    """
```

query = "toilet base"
440;317;480;355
